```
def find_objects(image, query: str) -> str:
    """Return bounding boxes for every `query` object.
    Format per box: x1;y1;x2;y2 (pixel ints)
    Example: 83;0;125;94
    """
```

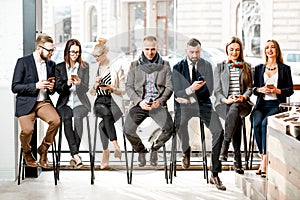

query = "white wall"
0;0;23;180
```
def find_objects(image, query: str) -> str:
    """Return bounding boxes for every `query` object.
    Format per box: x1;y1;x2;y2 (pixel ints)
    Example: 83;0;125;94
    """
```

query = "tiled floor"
0;169;250;200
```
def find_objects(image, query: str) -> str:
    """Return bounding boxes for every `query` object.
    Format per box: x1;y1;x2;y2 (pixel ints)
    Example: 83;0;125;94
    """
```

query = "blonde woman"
90;38;125;169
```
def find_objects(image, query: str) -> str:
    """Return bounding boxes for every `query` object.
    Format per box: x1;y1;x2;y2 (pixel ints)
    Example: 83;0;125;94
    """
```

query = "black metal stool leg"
242;118;249;170
91;116;98;184
17;148;23;185
56;121;63;181
169;131;177;184
51;143;57;185
169;134;174;183
200;119;208;183
85;116;93;185
249;123;255;169
122;116;131;184
129;148;134;184
163;144;168;184
173;132;177;178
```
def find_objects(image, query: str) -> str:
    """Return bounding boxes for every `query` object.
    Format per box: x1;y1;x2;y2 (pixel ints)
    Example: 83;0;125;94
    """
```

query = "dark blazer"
55;61;91;112
11;54;56;117
172;58;212;109
252;63;294;111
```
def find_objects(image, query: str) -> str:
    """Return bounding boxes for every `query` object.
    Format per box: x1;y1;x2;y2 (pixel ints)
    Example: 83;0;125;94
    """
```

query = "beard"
40;51;49;61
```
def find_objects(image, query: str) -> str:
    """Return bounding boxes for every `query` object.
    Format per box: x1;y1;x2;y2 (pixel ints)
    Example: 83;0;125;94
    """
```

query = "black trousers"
94;96;122;150
174;103;224;174
57;105;88;156
124;105;173;153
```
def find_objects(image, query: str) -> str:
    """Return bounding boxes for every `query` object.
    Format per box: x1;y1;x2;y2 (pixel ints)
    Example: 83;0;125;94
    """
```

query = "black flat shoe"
261;171;266;178
256;169;262;175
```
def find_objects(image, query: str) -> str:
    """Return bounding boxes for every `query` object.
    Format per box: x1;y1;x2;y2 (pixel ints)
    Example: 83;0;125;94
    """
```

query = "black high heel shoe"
261;171;266;178
256;169;262;175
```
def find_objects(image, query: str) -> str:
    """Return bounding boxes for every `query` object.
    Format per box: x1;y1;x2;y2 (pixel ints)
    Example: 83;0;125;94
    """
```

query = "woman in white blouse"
90;38;125;169
252;39;294;178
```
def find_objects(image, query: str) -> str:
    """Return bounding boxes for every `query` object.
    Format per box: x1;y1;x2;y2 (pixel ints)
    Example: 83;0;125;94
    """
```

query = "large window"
237;0;261;56
90;6;97;42
156;0;174;56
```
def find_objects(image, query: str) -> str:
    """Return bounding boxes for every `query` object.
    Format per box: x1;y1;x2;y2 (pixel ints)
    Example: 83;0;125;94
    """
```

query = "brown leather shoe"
210;175;226;190
181;153;190;169
22;152;38;167
37;146;49;168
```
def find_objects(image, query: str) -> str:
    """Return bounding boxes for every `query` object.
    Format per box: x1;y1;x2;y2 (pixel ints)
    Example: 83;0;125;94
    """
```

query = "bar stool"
169;118;208;184
123;127;169;184
91;115;126;184
247;122;257;170
56;115;93;184
17;144;57;185
241;117;249;169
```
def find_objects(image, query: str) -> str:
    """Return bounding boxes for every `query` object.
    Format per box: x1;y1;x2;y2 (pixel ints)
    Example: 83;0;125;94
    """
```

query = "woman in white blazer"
90;38;125;169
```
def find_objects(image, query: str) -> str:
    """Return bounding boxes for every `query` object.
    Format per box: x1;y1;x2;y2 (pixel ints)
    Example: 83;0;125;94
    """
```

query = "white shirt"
33;52;47;101
66;62;82;109
185;59;198;103
264;72;278;100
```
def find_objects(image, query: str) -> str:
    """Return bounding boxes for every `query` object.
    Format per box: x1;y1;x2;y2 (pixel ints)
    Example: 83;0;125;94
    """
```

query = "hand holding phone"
99;82;107;87
48;77;55;82
71;74;78;81
146;99;153;105
266;84;275;89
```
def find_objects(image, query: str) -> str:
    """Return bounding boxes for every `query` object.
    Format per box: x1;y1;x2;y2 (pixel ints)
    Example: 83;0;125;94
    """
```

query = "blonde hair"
35;33;53;49
93;37;109;56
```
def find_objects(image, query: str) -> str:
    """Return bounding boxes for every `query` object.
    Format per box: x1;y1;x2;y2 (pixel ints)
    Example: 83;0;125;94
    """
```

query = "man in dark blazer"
11;33;60;168
172;38;226;190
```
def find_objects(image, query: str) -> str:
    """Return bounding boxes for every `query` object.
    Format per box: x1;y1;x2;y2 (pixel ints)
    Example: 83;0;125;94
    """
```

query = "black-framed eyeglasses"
69;51;81;56
39;45;55;53
93;52;105;59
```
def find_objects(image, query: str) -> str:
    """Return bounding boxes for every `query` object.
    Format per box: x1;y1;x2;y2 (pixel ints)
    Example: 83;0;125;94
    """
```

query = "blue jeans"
252;100;279;154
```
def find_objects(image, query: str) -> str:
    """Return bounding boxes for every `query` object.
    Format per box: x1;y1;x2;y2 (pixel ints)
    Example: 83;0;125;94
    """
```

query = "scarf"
228;60;243;69
138;52;163;74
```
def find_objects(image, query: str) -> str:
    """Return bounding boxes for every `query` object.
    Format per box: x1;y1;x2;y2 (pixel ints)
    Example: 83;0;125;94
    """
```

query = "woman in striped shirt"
214;36;253;174
90;38;125;169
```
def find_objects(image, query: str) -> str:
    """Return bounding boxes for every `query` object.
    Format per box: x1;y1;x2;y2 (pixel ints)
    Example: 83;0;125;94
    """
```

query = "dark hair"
187;38;201;47
225;36;244;62
226;36;252;85
35;33;53;48
64;39;83;67
264;39;284;64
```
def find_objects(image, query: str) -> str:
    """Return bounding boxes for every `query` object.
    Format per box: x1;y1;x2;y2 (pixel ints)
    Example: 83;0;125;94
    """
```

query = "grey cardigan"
126;60;173;108
214;60;253;115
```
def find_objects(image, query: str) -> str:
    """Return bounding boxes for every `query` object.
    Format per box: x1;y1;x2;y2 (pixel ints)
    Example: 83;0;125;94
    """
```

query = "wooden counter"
267;115;300;200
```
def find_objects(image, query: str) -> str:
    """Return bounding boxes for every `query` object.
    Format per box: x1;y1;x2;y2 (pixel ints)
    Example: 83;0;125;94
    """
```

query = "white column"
0;0;23;180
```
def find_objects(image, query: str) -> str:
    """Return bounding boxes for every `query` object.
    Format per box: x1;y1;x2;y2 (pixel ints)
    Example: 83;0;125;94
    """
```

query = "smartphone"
266;84;275;89
147;99;153;105
48;77;55;82
197;76;204;82
99;82;107;87
71;74;78;81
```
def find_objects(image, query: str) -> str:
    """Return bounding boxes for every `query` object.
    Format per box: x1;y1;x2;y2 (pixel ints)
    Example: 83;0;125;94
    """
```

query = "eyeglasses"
93;52;105;59
39;45;55;53
69;51;81;56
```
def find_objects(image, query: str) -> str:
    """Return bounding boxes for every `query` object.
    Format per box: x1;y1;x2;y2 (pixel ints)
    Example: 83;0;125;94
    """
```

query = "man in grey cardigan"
124;35;173;167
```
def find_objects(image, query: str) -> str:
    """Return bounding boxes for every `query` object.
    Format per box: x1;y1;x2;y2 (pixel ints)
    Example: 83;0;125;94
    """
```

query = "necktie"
192;63;197;83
